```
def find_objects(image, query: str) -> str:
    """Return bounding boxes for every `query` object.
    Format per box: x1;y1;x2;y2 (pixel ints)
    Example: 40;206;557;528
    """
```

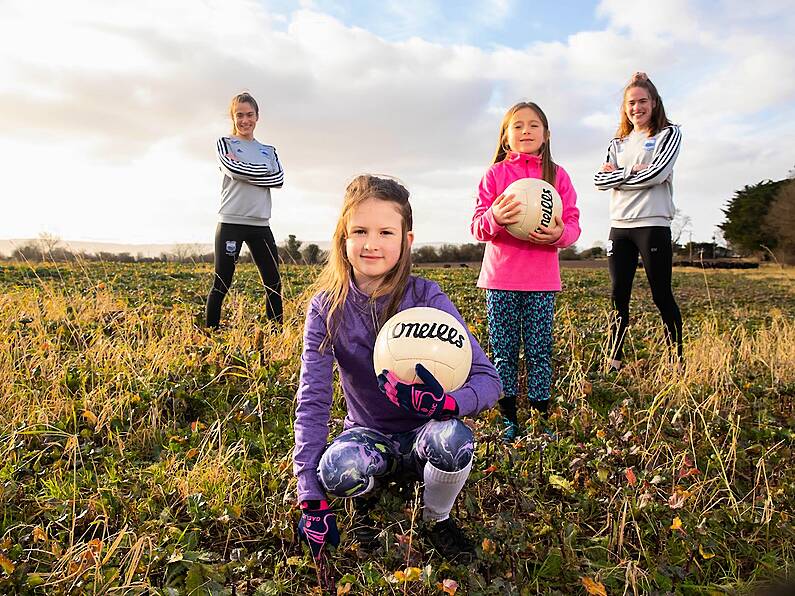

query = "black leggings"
607;226;682;361
205;223;283;327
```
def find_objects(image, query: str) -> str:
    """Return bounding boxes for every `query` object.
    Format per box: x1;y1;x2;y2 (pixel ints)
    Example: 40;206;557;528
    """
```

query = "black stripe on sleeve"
594;139;626;189
216;138;284;186
622;126;681;187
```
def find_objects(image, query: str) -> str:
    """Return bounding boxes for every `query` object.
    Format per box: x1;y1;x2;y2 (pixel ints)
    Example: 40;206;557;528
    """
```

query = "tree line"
720;175;795;264
2;235;596;264
5;174;793;265
2;235;736;265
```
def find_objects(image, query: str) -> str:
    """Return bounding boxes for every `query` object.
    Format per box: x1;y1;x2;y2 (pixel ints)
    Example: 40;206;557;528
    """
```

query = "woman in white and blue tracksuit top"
205;92;284;327
594;72;683;371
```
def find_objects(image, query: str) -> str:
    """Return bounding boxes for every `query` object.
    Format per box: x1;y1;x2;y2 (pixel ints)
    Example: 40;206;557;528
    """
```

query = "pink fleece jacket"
471;152;581;291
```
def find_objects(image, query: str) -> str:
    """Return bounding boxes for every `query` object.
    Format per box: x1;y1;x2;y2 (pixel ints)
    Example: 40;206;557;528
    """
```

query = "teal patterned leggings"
486;290;556;419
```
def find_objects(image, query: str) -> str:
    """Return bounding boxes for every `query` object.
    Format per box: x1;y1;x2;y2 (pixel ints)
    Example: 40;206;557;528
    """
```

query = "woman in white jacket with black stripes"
205;92;285;328
594;72;683;372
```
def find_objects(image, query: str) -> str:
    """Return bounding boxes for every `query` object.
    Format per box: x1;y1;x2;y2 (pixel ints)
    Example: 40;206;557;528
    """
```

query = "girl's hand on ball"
377;364;459;420
600;163;616;172
491;193;522;226
528;214;564;245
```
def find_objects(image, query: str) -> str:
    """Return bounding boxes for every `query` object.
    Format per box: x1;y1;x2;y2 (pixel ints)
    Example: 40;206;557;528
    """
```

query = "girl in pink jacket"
471;101;581;442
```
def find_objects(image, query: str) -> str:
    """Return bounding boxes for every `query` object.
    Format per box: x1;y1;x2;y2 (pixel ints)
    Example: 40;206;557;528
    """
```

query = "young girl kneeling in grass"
293;175;501;563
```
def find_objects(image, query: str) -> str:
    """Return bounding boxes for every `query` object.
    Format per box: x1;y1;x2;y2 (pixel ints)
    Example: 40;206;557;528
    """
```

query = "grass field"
0;261;793;595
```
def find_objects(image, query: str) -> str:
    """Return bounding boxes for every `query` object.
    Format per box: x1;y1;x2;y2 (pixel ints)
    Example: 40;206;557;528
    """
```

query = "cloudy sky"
2;0;793;250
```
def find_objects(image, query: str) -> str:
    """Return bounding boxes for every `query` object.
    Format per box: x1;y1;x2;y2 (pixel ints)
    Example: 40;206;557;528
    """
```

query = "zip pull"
370;303;379;334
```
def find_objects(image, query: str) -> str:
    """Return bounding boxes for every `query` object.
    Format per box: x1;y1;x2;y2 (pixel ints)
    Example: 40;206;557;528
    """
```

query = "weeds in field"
0;261;793;594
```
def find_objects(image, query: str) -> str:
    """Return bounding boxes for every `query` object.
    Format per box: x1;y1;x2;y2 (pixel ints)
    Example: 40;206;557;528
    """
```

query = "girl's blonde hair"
229;92;259;136
492;101;557;186
616;72;671;139
312;175;414;348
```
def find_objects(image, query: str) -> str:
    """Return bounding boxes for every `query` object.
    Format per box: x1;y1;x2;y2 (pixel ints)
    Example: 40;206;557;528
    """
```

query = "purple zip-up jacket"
293;276;502;502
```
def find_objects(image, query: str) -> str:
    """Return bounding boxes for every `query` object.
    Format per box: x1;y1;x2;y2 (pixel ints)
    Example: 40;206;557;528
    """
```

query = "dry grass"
0;262;793;594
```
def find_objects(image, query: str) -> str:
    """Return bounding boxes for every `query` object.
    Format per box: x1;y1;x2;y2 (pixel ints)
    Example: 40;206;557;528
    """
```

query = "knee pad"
415;419;474;472
318;428;397;498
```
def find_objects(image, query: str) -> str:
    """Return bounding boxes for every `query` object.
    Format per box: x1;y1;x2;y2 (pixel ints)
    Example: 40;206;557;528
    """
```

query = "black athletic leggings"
205;223;283;327
607;226;682;361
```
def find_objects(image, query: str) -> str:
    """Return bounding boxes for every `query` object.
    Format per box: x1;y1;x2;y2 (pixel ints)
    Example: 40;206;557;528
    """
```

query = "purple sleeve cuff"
297;471;327;503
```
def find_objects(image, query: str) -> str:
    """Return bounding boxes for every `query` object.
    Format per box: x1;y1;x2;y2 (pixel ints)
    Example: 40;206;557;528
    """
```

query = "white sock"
422;460;473;522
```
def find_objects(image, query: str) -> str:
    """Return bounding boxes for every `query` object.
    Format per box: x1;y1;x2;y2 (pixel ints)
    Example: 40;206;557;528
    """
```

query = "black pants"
205;223;283;327
607;226;682;361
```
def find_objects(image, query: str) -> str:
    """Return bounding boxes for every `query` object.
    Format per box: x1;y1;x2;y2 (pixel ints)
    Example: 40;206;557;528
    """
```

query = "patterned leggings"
317;419;474;498
486;290;556;420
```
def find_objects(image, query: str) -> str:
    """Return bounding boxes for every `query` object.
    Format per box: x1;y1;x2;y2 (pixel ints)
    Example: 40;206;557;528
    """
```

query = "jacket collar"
506;151;542;166
348;277;390;309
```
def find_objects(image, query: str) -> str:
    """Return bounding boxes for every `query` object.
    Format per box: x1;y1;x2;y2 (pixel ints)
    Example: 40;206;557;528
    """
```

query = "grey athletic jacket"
216;136;284;226
593;125;682;228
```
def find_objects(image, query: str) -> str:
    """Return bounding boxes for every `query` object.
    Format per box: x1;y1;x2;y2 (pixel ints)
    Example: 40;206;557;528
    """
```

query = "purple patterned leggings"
317;419;474;498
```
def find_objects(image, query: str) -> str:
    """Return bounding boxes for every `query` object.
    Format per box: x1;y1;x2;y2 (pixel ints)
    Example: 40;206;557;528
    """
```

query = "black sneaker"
351;498;381;552
351;513;381;552
424;518;474;562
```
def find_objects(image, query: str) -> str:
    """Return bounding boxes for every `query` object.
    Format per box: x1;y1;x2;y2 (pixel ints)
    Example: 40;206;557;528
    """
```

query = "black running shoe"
351;514;381;552
351;498;381;552
424;518;474;562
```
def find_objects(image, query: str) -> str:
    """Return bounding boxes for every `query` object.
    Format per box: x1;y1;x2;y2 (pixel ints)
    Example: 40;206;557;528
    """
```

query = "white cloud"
1;0;793;250
597;0;704;40
582;111;616;131
479;0;514;28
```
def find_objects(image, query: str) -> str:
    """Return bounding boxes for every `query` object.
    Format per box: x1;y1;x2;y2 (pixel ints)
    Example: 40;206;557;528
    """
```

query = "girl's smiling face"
624;86;655;132
233;101;258;140
345;198;412;294
505;107;547;155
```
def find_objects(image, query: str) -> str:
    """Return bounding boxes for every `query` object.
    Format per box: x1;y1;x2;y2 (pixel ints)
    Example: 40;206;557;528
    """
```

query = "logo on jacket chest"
644;138;657;151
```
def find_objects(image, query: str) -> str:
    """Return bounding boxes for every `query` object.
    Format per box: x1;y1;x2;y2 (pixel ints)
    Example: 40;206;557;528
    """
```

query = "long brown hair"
616;72;671;138
492;101;557;186
229;92;259;136
312;175;414;348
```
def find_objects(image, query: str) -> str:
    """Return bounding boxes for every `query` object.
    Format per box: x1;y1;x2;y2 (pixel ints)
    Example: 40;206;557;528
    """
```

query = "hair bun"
631;71;649;82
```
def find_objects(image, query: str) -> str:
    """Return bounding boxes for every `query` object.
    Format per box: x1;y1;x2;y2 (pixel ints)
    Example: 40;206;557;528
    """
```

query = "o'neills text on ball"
390;322;466;348
535;188;554;232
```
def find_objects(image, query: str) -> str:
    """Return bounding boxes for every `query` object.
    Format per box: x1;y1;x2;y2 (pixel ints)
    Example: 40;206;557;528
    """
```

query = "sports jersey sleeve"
293;294;335;502
471;168;504;241
593;139;631;190
619;126;681;189
426;285;502;416
216;137;285;188
551;166;581;249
